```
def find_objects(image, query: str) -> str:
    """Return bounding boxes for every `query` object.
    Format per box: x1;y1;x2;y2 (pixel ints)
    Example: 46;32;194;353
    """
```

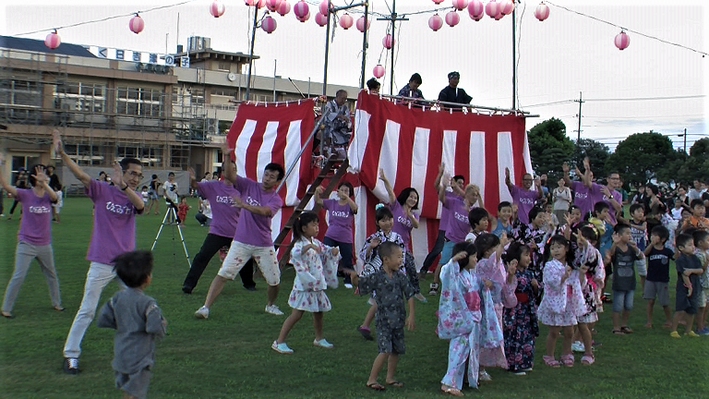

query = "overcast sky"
2;0;707;152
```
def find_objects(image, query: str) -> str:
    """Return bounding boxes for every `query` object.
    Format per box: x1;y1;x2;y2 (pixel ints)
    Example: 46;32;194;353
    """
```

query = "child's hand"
405;315;415;331
500;232;509;247
315;186;324;196
611;232;621;244
330;247;339;256
483;278;493;288
651;235;660;245
507;259;518;274
349;271;359;287
451;251;468;263
370;238;381;248
683;269;693;277
579;265;590;274
531;279;539;289
378;168;388;183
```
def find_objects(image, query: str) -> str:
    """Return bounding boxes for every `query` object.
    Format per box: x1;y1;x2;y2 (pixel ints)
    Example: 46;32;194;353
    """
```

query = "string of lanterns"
42;1;632;53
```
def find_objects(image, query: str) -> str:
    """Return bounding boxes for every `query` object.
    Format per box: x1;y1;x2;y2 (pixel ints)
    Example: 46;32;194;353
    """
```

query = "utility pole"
573;91;584;146
683;128;687;153
377;0;408;95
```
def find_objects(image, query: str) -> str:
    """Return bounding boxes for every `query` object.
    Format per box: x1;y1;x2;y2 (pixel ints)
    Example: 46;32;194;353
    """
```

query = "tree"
671;138;709;185
571;138;611;176
527;118;575;179
605;132;675;185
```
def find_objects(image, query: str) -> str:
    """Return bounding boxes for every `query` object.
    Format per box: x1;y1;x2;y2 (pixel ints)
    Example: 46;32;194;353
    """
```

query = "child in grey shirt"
97;250;166;399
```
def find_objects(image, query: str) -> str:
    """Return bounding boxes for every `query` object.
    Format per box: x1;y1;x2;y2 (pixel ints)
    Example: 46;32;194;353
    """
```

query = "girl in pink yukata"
566;225;606;365
356;205;407;340
438;241;499;397
473;233;518;381
272;212;341;354
538;235;587;368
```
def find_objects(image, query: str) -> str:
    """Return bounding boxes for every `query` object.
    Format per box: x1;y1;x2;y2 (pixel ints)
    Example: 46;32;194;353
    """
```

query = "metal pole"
245;7;259;101
576;91;583;143
272;59;277;101
389;0;396;95
360;2;369;89
322;1;332;96
512;4;516;109
684;128;687;153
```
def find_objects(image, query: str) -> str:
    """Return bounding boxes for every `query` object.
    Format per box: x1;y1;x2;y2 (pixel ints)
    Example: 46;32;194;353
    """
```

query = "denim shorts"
439;240;456;265
612;290;634;312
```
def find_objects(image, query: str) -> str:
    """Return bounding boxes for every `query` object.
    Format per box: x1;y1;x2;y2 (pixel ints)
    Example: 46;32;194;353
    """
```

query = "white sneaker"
271;340;293;354
265;304;284;315
194;306;209;319
571;341;585;353
313;338;334;349
479;370;492;381
344;283;353;289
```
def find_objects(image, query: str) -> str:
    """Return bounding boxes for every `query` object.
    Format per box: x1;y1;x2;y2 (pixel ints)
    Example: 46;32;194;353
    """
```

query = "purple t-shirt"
198;180;240;238
391;201;419;250
233;176;283;247
571;181;595;218
444;196;473;242
323;199;354;243
591;183;622;224
86;179;139;265
509;185;538;225
439;191;460;232
15;188;53;246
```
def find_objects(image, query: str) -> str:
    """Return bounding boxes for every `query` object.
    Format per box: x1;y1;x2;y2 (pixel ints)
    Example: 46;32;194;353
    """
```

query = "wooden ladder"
274;156;350;267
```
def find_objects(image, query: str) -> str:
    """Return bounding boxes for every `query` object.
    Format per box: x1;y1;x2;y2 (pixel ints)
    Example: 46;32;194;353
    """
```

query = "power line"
585;95;706;102
545;1;709;57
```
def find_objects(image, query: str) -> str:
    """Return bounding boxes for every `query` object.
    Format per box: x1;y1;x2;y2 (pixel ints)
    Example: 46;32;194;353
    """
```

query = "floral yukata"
537;259;586;327
503;268;539;372
573;243;606;323
437;260;501;390
287;238;340;312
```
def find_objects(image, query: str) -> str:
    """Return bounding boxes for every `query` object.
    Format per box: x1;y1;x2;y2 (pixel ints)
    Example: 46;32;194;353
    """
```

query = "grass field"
1;197;708;399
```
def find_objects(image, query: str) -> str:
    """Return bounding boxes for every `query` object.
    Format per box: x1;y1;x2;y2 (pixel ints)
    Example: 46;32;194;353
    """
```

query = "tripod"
151;205;191;268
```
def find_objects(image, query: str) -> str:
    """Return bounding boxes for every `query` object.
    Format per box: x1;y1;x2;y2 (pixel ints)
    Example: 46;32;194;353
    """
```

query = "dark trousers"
182;233;255;291
195;212;211;226
421;230;446;272
322;237;354;284
9;200;20;215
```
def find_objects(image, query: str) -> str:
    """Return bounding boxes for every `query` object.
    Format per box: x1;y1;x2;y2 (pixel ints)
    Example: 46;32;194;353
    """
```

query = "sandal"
561;354;574;367
366;382;385;391
581;355;595;365
543;355;560;368
54;306;66;312
611;328;625;335
620;326;633;334
662;321;673;329
441;385;465;397
1;311;13;319
386;380;403;387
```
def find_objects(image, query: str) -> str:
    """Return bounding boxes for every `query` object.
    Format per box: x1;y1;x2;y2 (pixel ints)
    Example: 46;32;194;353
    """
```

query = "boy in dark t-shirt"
605;224;645;335
642;226;674;328
670;234;704;338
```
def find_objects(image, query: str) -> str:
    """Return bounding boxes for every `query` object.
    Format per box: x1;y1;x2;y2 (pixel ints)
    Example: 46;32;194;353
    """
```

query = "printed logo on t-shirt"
105;201;134;215
29;205;51;214
518;197;535;205
649;254;669;265
397;215;412;227
215;195;235;205
245;196;261;207
454;211;468;223
331;210;349;218
575;192;588;200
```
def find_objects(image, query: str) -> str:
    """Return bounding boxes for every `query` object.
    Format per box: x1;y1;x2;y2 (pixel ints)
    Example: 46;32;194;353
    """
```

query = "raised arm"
534;176;543;199
562;162;573;187
314;185;324;206
111;162;144;211
433;164;444;192
504;167;514;191
188;168;200;190
379;168;396;204
221;141;237;184
34;166;58;202
53;129;91;187
0;153;17;197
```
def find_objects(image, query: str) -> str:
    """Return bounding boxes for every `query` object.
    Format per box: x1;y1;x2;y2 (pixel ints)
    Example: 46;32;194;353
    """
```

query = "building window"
170;146;190;168
115;86;164;117
0;79;42;121
117;145;162;167
63;143;103;166
55;82;106;113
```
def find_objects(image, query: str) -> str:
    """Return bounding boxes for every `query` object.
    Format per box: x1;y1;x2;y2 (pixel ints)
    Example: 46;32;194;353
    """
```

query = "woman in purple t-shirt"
0;164;63;318
315;182;358;287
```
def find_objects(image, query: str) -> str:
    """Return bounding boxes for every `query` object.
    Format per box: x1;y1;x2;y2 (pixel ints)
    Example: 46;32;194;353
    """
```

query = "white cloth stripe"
348;109;371;173
497;132;515;202
522;131;533;174
412;127;430;217
372;120;401;202
353;186;368;274
469;131;486;202
235;119;257;175
411;218;429;272
283;120;302;205
270;208;283;243
257;121;279;181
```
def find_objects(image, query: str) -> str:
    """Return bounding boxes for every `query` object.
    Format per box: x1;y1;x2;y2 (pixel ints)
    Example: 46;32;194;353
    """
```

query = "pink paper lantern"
209;1;225;18
485;1;499;19
452;0;469;11
319;1;329;16
534;2;550;21
468;0;484;21
339;13;353;30
614;31;630;50
445;11;460;27
356;16;371;32
129;14;144;34
315;12;327;26
261;15;277;33
44;30;61;49
244;0;257;5
266;0;282;12
296;10;310;22
428;14;443;31
373;64;385;79
382;34;394;49
432;0;445;4
277;0;291;16
500;0;515;15
293;1;309;19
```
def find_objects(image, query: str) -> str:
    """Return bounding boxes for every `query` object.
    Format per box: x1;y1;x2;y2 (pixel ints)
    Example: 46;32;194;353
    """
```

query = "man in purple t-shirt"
54;130;145;375
563;161;595;218
505;168;542;225
195;161;285;319
589;171;623;225
181;160;255;294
